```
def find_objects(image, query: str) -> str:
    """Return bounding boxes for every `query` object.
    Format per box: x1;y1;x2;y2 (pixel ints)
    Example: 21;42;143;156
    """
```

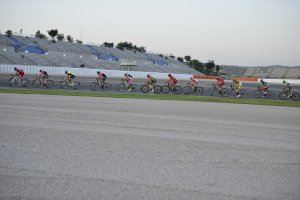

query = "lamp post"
21;55;24;65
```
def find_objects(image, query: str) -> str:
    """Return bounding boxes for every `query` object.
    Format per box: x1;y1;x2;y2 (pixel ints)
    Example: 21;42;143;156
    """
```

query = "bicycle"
117;80;138;92
279;88;299;101
90;80;112;91
252;87;275;99
208;83;227;96
141;84;162;94
226;85;247;98
161;83;182;94
8;75;29;87
59;77;80;89
32;75;54;88
182;81;203;95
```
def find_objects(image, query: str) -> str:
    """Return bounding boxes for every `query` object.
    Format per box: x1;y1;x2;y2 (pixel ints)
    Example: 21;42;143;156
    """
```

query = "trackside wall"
0;64;193;80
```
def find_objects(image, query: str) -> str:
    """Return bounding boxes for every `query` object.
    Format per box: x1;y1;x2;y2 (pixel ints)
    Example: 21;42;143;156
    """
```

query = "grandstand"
0;33;198;74
221;65;300;79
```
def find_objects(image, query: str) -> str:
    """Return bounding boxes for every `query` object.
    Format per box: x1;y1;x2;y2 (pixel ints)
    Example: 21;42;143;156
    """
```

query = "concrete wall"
0;64;193;80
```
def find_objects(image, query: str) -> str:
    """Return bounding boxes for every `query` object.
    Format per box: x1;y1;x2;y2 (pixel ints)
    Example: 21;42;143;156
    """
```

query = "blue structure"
18;45;46;54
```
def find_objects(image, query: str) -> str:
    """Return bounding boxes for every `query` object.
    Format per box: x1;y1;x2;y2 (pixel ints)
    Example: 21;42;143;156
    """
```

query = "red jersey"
169;76;177;84
16;69;25;77
216;77;224;85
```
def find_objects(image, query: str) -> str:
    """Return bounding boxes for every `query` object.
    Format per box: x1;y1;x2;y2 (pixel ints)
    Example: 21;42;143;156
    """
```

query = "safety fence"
0;64;193;80
1;64;299;84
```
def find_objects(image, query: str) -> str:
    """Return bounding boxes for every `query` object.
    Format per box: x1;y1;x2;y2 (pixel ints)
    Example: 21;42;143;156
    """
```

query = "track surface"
0;93;299;200
1;74;299;100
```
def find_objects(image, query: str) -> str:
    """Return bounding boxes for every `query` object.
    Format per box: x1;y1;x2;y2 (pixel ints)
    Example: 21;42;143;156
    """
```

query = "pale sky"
0;0;300;66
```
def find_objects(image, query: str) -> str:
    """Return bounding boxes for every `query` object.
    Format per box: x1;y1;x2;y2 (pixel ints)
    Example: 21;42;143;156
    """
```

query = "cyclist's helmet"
283;80;286;84
168;74;172;77
260;79;264;83
124;73;128;76
97;71;100;74
39;69;42;72
147;74;150;78
65;70;68;74
14;67;17;71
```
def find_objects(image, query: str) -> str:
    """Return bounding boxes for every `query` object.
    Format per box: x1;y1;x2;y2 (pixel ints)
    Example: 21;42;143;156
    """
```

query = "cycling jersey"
216;78;224;86
169;76;177;84
98;73;107;79
127;74;134;79
234;81;242;88
259;81;269;88
148;77;156;83
67;73;75;79
16;69;25;77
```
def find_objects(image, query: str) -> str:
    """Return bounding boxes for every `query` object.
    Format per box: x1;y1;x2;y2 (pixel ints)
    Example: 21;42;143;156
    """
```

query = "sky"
0;0;299;66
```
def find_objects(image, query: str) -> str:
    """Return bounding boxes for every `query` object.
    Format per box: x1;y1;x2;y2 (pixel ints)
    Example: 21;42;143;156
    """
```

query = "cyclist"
96;71;107;88
167;74;177;90
283;80;293;98
232;79;243;98
189;77;198;88
216;77;225;94
65;71;75;86
13;67;25;83
146;74;156;92
124;73;134;91
39;69;48;85
257;79;269;96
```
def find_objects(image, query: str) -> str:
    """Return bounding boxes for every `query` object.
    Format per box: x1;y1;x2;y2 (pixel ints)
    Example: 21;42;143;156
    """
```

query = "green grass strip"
1;88;300;107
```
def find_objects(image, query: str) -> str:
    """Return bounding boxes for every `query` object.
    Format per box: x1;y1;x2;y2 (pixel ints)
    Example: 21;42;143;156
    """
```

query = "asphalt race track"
0;93;299;200
1;73;300;100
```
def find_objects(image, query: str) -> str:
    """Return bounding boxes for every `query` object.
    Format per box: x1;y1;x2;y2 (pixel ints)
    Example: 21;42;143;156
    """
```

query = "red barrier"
192;75;258;82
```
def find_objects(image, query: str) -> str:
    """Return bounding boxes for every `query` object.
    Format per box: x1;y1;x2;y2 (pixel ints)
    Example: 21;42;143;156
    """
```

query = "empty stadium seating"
0;33;198;74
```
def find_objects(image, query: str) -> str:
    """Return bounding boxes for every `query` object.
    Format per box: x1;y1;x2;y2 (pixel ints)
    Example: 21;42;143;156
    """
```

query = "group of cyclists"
11;67;296;98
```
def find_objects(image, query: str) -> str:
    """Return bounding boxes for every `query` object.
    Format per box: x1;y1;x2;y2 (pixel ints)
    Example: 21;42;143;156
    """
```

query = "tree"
47;29;58;42
76;39;83;44
116;42;124;50
177;57;184;62
5;30;12;37
216;65;221;75
103;42;114;48
204;60;215;75
66;35;74;43
187;59;204;72
184;55;191;62
35;30;47;39
56;33;64;41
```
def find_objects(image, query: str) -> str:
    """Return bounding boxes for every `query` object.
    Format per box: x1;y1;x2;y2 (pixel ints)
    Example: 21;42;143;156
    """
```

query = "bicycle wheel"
253;90;262;98
183;86;192;94
161;85;170;94
21;78;29;87
195;87;204;95
103;83;112;91
141;85;150;93
173;86;182;94
208;87;216;96
229;89;237;97
131;84;138;92
45;80;54;88
240;90;247;98
32;79;40;88
73;81;80;90
60;81;67;89
117;83;126;92
279;92;287;100
292;92;300;101
90;82;100;91
265;91;275;99
8;77;16;87
154;85;162;94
